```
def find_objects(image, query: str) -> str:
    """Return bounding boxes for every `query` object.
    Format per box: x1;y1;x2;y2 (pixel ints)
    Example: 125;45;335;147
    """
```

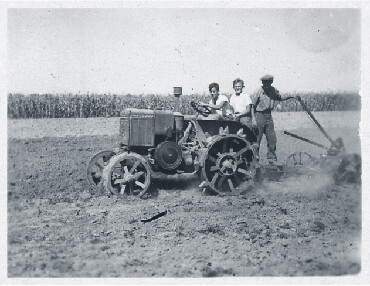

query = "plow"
87;88;361;198
277;96;361;185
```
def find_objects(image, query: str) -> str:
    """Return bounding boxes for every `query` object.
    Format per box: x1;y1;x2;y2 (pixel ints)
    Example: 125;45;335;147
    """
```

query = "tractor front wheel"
102;152;151;197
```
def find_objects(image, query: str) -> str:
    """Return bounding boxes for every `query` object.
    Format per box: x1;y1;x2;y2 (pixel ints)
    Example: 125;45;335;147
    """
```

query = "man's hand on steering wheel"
190;101;213;117
199;102;208;107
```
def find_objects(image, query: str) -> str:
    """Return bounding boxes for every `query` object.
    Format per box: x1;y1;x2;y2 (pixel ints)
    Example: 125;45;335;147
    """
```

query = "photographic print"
5;3;366;281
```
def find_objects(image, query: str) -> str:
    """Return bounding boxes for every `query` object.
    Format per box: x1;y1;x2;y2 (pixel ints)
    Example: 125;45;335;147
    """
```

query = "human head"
209;82;220;100
233;78;244;95
260;74;274;87
208;82;219;93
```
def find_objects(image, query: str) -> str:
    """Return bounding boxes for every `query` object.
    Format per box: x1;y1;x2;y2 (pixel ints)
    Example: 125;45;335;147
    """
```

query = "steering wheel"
190;101;213;117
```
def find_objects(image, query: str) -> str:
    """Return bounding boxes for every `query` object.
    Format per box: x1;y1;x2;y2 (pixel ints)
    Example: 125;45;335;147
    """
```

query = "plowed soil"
7;113;361;277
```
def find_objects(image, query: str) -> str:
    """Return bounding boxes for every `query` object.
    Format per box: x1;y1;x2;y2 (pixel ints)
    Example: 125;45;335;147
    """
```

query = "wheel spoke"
135;180;146;189
114;178;125;184
237;168;249;175
123;166;129;174
227;179;236;192
218;175;226;188
199;181;207;188
210;165;220;172
207;155;217;163
292;153;297;164
120;184;126;195
211;173;219;185
130;160;140;174
237;159;244;165
95;161;104;170
235;147;249;157
133;171;145;180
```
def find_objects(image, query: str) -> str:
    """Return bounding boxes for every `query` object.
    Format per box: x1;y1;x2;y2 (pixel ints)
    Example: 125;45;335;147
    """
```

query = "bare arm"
235;109;249;119
275;89;295;102
279;94;296;101
235;104;253;119
251;105;256;126
275;93;295;111
203;100;227;110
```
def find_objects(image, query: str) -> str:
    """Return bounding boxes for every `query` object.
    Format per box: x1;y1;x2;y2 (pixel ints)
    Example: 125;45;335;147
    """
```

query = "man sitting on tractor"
200;82;231;119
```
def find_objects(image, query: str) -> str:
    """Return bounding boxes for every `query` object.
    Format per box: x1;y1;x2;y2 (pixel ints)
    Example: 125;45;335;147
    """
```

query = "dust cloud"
263;167;335;195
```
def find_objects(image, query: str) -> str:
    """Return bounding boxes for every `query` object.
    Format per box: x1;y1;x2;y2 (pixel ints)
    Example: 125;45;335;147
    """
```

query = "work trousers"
255;112;277;163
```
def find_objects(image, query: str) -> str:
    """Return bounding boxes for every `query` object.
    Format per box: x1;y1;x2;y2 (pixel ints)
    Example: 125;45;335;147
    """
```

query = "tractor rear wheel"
102;152;151;197
200;135;259;196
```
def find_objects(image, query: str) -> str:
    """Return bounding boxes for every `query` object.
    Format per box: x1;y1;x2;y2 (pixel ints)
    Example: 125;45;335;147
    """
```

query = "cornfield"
7;91;360;119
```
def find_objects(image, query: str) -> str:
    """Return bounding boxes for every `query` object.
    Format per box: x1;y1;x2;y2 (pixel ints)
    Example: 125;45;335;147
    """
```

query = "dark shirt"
251;86;281;112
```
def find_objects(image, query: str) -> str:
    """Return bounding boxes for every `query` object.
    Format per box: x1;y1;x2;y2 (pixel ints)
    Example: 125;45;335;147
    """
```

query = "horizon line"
7;90;361;96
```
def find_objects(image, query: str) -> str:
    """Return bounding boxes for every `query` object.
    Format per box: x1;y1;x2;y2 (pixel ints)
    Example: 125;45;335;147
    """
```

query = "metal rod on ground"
283;131;329;150
295;96;339;149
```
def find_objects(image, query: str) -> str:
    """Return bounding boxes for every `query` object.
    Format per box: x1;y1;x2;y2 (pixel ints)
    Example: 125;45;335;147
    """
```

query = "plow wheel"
102;152;151;197
286;151;315;167
87;150;115;189
200;135;258;196
334;153;361;184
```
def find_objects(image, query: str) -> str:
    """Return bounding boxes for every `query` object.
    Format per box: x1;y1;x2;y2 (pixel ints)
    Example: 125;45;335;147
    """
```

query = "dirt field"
7;112;362;277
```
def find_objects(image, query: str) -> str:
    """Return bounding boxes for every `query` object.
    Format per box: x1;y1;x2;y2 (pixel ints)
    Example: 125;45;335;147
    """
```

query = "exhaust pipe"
173;87;182;113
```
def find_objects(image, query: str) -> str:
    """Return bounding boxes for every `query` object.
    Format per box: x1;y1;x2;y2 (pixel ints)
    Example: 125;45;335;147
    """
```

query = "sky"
7;8;361;95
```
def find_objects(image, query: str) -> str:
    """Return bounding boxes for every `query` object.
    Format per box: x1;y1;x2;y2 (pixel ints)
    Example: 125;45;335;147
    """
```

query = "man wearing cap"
251;74;294;164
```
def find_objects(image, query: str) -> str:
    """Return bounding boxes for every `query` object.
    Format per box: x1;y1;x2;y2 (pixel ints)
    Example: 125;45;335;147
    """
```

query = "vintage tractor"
87;87;262;197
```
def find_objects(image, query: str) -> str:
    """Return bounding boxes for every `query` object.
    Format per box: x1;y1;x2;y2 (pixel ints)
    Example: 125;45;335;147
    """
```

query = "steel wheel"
87;150;115;189
102;152;151;197
286;151;314;167
200;135;257;196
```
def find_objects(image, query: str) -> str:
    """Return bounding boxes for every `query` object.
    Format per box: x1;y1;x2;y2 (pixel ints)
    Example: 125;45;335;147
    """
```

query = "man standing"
229;78;256;129
251;74;294;164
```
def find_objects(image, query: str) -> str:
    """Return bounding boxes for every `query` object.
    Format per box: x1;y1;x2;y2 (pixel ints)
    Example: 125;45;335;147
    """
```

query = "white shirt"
229;92;253;114
209;94;229;116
